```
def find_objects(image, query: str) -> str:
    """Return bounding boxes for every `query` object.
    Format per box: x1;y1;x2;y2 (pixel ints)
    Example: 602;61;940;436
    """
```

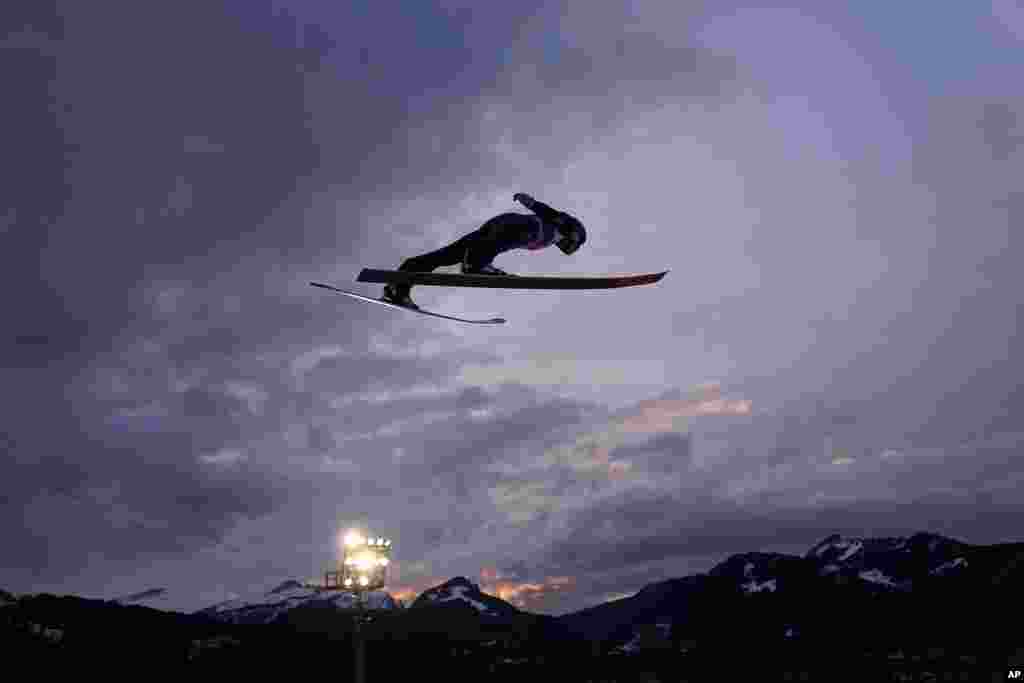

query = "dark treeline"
2;592;1019;681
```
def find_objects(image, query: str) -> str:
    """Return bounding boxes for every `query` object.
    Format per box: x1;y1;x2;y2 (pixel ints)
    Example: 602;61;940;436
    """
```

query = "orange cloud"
478;572;578;609
386;575;449;604
389;587;421;604
615;383;752;434
496;384;752;518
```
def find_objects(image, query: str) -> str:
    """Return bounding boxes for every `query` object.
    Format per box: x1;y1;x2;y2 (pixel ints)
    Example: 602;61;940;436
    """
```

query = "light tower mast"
326;530;394;683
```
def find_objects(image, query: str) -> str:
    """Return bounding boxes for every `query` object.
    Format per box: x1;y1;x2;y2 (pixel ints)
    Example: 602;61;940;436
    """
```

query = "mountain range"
4;530;1023;675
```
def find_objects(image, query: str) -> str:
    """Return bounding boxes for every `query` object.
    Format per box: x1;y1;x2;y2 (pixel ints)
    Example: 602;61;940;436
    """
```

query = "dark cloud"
385;387;602;523
609;432;694;473
466;3;737;176
454;385;489;411
421;397;592;471
978;101;1023;161
816;95;1024;450
496;559;533;582
1;441;298;573
543;488;1024;579
303;352;462;396
307;424;335;452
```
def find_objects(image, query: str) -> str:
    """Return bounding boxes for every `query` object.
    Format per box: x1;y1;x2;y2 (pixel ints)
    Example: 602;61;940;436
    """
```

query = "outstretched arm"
513;193;562;222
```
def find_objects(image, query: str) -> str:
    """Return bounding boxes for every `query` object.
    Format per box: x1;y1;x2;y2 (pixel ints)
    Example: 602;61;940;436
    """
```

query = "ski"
355;269;668;289
309;282;506;325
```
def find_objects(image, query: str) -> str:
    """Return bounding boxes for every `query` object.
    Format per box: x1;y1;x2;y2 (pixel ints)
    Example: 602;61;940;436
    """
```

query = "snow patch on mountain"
930;557;968;576
197;580;398;623
267;579;305;595
27;623;65;643
810;535;904;561
806;532;969;582
616;632;642;653
113;588;168;605
858;569;898;587
438;585;491;613
809;534;841;558
742;579;777;594
836;540;863;562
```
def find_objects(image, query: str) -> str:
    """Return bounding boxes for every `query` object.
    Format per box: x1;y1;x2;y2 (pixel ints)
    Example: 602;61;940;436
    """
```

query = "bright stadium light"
354;554;376;566
337;528;393;595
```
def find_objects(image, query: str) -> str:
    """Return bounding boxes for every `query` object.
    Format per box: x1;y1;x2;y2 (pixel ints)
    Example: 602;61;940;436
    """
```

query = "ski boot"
381;283;419;309
461;263;516;276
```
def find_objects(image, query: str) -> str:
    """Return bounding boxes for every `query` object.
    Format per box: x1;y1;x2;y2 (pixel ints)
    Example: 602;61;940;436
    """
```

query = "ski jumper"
391;199;570;296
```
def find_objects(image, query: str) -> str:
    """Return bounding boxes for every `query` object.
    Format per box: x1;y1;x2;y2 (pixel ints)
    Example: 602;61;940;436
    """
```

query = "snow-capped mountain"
395;576;574;648
409;576;520;618
195;579;400;624
803;531;972;590
554;530;1003;652
706;551;811;593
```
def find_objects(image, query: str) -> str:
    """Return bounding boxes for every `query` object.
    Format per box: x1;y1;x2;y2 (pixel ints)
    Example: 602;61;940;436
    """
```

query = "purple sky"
3;1;1022;614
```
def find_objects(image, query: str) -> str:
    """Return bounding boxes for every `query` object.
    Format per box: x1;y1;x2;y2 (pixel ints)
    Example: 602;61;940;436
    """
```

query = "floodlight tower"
323;531;394;590
340;531;393;592
331;530;394;683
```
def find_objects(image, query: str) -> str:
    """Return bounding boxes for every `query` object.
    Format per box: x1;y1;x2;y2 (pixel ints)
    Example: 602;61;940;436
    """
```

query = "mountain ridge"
4;530;1022;666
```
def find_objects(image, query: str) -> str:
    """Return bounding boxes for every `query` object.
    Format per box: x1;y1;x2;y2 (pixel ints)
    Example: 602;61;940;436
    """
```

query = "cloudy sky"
3;0;1023;614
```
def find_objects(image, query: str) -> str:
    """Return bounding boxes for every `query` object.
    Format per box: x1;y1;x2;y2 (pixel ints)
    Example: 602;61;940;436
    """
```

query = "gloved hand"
513;192;535;208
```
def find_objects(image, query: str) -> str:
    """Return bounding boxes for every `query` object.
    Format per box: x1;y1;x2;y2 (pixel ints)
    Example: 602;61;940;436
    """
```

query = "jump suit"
390;199;568;297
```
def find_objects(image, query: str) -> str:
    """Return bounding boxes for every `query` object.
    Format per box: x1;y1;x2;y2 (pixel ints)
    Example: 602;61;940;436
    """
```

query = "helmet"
555;215;586;255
